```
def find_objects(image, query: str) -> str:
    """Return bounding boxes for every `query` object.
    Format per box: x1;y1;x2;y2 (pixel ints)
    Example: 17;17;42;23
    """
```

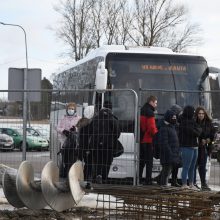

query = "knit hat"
164;110;176;123
66;102;76;109
170;104;183;116
182;105;195;119
84;105;94;119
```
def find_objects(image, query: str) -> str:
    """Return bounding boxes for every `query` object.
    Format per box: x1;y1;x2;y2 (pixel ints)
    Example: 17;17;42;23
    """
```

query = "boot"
171;179;181;187
201;183;211;191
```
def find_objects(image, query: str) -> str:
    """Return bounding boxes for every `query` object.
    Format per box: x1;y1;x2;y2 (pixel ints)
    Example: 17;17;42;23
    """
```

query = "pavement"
0;184;219;211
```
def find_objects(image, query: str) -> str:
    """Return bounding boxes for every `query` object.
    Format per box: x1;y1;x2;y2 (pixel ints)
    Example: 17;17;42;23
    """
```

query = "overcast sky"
0;0;220;90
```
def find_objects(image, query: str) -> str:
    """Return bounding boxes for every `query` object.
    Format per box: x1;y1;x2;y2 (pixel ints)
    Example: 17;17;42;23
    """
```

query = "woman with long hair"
179;105;202;189
194;106;216;191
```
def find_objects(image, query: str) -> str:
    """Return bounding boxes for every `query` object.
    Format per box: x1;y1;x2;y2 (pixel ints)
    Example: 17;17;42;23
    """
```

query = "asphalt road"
0;150;220;186
0;150;51;176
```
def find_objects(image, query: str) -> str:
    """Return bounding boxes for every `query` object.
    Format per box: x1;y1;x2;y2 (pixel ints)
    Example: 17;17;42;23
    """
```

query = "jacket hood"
84;105;94;119
170;104;183;116
164;110;176;124
182;105;195;119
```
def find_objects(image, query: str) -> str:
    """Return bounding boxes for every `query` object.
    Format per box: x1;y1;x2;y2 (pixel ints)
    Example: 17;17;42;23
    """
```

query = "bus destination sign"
141;65;187;72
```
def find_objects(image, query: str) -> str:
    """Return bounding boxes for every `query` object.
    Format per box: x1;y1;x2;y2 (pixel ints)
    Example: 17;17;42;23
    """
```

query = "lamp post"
0;22;28;161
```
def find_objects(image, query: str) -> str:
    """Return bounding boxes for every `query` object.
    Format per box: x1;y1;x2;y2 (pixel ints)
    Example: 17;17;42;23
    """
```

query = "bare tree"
55;0;95;61
90;0;105;47
166;23;202;52
131;0;202;51
102;0;125;45
113;1;133;45
54;0;202;60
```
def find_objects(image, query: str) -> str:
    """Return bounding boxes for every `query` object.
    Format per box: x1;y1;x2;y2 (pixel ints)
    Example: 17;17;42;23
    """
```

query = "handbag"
113;139;124;158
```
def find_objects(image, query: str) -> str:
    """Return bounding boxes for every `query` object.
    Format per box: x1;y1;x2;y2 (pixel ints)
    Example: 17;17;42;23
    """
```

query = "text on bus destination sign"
141;65;187;72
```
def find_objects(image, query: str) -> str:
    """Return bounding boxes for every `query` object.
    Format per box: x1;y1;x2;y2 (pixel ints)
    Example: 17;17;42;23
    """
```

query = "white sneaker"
189;184;199;190
181;184;189;189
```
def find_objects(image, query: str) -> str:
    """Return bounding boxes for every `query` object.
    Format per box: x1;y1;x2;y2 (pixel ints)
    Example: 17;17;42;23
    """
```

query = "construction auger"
2;167;25;208
1;160;90;212
16;161;47;210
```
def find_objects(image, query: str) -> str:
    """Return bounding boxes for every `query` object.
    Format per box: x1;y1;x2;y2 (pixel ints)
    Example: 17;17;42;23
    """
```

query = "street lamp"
0;22;28;161
0;22;28;69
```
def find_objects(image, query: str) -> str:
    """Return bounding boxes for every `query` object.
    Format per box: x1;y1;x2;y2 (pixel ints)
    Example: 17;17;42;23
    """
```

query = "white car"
0;133;14;151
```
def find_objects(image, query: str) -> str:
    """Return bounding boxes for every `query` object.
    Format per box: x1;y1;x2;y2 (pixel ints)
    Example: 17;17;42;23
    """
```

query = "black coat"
197;119;215;143
178;117;202;147
89;108;121;152
197;119;216;156
158;121;181;165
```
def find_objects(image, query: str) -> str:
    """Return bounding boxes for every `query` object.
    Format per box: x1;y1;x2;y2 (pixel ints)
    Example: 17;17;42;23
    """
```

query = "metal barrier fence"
1;89;220;218
0;88;220;189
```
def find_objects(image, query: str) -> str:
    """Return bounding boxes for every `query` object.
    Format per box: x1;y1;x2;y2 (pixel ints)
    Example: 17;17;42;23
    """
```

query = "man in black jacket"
89;101;121;183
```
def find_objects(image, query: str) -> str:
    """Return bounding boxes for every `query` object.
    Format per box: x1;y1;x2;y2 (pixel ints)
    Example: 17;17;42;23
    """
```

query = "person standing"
169;104;183;187
89;101;121;183
76;105;95;181
157;110;182;186
194;106;215;191
140;95;158;185
179;105;202;189
56;102;81;177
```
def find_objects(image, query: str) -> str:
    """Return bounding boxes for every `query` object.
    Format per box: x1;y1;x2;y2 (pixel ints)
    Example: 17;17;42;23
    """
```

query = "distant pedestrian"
140;95;158;185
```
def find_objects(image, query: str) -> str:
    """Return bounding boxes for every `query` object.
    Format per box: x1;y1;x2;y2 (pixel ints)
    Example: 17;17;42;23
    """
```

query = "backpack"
113;139;124;158
152;132;160;159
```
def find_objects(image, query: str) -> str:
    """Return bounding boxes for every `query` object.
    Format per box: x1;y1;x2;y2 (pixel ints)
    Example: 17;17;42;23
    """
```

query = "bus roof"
57;45;205;74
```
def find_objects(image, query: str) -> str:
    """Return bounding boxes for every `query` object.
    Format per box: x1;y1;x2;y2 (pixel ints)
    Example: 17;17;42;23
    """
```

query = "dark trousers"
139;143;153;184
171;165;179;183
94;149;113;183
83;150;93;181
194;147;208;185
59;147;77;178
159;164;173;186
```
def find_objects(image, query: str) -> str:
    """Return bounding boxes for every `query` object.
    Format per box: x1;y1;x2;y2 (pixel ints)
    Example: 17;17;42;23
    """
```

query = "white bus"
52;45;220;183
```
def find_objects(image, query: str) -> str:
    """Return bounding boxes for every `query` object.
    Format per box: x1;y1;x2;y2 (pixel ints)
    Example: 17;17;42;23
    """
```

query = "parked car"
0;128;49;151
0;133;14;151
26;127;50;142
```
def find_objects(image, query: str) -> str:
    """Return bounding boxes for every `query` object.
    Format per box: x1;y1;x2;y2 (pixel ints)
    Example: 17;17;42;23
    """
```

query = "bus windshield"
106;53;209;119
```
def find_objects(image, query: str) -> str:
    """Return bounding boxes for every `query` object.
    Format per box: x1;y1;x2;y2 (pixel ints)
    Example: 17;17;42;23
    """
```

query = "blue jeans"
181;147;198;185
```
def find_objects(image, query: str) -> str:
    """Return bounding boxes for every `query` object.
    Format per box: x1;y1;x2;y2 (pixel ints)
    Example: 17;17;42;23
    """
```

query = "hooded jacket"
158;110;181;165
178;106;202;147
89;108;121;152
140;103;158;144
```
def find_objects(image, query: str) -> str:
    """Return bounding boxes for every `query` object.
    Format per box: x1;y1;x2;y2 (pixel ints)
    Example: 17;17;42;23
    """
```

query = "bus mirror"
95;62;107;91
218;73;220;87
208;66;220;74
208;67;220;87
